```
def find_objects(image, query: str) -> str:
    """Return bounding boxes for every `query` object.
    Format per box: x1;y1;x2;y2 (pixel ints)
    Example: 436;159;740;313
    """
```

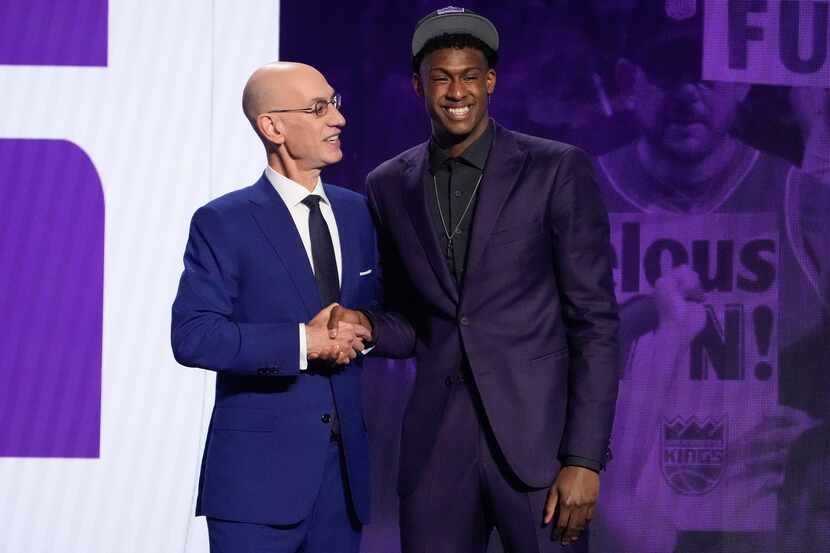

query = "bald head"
241;61;345;186
242;62;327;127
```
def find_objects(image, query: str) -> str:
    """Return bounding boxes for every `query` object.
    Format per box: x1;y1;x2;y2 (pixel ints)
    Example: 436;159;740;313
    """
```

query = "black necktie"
301;194;341;438
301;195;340;305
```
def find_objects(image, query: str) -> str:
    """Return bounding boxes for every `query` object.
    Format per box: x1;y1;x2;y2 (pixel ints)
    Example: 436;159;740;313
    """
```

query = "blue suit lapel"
248;175;321;319
325;185;359;308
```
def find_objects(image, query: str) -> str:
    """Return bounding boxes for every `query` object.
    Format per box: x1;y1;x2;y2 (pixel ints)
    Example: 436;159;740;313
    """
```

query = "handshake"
305;303;373;365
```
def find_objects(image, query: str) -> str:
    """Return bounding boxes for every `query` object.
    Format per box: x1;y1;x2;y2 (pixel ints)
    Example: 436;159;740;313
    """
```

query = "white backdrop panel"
0;1;278;551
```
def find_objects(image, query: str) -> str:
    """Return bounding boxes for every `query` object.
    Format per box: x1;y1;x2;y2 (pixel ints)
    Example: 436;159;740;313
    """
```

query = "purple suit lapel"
402;143;459;304
463;123;528;283
398;124;529;303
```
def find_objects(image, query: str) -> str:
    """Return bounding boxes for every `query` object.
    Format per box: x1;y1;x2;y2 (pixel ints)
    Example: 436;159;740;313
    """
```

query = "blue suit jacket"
171;175;377;525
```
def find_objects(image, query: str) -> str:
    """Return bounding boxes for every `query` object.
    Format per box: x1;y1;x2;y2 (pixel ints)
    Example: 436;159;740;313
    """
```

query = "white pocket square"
359;269;373;276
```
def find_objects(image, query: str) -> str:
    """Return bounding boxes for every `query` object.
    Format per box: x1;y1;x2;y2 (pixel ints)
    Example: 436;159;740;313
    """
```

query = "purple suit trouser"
399;368;589;553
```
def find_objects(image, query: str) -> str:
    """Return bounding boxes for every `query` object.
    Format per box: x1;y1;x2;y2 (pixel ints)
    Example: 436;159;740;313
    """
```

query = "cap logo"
665;0;697;20
437;6;465;15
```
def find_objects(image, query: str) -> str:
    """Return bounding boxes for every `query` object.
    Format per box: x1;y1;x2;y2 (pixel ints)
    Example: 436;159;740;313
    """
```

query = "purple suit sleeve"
550;147;620;467
364;175;417;359
171;205;301;375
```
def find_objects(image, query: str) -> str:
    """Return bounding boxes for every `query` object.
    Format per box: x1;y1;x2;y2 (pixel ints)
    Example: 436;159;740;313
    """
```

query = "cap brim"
412;12;499;56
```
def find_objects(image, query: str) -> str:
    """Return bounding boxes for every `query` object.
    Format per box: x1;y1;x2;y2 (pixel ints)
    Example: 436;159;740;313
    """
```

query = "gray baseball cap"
411;6;499;57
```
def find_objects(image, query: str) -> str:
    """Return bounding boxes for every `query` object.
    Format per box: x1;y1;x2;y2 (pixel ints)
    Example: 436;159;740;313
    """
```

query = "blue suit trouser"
207;441;361;553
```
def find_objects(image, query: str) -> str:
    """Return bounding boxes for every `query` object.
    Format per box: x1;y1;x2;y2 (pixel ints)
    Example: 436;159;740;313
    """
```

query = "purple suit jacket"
366;122;619;495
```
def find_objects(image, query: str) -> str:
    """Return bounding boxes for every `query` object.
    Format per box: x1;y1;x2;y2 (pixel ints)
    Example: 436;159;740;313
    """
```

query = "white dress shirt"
264;166;342;371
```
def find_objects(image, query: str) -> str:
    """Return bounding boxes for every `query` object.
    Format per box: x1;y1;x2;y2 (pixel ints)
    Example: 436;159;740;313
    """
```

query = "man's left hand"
327;305;373;342
544;465;599;545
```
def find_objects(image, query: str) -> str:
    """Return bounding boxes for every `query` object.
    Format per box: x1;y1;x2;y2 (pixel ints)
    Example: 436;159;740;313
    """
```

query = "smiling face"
414;47;495;154
271;69;345;172
244;63;346;186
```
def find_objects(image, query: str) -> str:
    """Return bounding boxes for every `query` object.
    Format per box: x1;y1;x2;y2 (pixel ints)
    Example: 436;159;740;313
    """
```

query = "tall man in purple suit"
330;7;619;552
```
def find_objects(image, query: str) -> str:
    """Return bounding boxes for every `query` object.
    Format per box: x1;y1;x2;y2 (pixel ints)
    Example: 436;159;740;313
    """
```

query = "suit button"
459;316;469;326
321;413;332;424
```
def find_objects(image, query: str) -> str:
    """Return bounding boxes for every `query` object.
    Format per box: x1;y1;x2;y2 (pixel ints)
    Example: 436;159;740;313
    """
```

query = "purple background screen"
0;0;107;66
282;1;830;552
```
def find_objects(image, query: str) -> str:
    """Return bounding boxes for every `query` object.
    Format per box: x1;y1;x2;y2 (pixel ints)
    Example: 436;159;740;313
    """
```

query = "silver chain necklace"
433;171;483;260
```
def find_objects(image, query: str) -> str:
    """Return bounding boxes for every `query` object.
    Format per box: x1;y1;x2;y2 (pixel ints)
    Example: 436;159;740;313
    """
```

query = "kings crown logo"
661;416;726;496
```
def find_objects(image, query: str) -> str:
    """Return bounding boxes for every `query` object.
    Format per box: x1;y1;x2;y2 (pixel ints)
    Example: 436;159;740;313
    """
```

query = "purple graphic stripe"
0;139;104;457
0;0;107;66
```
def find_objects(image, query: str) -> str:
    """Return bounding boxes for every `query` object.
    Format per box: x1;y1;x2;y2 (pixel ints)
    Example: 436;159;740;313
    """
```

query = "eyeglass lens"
313;94;341;117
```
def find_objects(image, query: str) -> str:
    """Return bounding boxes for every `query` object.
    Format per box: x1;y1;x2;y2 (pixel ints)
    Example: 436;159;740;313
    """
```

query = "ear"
486;68;496;95
257;113;285;145
412;73;424;97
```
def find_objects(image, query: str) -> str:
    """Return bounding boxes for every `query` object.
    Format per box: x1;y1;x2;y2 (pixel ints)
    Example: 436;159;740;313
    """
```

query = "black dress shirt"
427;123;493;284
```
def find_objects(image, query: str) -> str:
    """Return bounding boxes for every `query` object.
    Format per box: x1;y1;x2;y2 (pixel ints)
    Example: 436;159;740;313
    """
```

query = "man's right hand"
306;304;371;365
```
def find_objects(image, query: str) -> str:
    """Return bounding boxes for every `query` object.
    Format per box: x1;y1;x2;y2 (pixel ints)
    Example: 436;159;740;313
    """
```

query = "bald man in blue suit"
172;62;376;553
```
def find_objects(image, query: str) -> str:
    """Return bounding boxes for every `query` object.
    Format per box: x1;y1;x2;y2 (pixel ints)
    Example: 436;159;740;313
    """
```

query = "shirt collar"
264;166;329;207
429;119;494;174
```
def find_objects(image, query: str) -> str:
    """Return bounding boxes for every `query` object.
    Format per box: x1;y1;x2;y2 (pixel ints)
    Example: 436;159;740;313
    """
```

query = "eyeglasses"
266;93;342;118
